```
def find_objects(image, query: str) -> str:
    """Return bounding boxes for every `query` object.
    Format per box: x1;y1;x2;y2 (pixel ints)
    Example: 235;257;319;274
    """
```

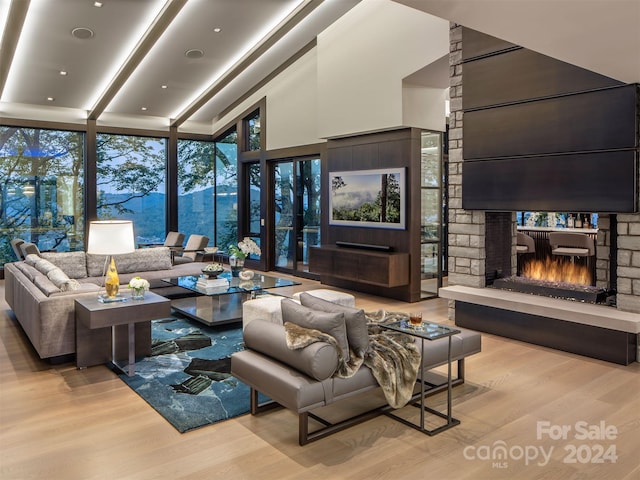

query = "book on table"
196;277;229;291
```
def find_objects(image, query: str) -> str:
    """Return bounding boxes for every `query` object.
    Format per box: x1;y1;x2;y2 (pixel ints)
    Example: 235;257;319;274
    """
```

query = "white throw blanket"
284;310;421;409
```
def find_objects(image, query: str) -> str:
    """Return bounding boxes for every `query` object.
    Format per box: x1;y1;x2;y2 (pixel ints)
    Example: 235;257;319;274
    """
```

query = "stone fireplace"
440;25;640;365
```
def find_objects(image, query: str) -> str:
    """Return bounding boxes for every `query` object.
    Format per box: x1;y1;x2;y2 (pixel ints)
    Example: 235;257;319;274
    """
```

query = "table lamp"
87;220;135;302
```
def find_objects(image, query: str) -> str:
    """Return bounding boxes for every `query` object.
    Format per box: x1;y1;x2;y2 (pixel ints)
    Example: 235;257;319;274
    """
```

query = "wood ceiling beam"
88;0;187;120
0;0;30;100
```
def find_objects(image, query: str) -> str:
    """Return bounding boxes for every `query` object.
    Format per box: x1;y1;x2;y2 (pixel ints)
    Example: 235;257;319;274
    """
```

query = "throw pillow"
47;267;81;291
299;292;370;357
41;251;88;279
280;299;349;362
24;254;39;267
31;256;59;276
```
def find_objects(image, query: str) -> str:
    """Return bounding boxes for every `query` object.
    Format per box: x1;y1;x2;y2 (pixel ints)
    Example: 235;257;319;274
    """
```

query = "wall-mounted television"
329;168;406;229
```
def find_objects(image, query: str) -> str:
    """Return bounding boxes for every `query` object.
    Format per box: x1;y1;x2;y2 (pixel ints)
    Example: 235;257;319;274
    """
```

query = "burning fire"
521;257;592;286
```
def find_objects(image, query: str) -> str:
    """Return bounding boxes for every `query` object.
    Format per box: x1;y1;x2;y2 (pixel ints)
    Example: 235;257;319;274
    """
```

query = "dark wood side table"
75;291;171;376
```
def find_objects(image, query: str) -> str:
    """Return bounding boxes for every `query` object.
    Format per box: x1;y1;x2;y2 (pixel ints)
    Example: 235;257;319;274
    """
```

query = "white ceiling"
0;0;361;132
1;0;638;135
397;0;640;84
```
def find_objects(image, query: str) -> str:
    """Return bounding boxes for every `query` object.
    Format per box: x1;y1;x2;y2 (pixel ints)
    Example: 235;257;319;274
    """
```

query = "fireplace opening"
521;257;591;285
494;256;609;304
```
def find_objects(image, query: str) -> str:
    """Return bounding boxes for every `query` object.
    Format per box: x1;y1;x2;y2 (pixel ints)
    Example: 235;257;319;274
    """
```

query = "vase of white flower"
128;276;150;300
228;237;260;277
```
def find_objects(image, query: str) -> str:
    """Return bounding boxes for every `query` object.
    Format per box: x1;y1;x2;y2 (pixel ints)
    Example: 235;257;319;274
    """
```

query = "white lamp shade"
87;220;135;255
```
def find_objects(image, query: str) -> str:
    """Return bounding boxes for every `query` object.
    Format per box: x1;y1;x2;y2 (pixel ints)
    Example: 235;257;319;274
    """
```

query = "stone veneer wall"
447;23;500;320
617;214;640;313
447;23;640;320
447;24;485;309
595;214;612;291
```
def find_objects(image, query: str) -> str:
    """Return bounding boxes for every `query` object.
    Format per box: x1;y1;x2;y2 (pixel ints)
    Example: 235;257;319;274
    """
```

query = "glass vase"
131;287;145;300
229;255;245;277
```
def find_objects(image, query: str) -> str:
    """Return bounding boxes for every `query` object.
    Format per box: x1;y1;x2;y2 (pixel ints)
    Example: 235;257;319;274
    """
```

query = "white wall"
210;48;322;151
317;0;449;138
264;49;321;151
211;0;450;148
402;85;448;131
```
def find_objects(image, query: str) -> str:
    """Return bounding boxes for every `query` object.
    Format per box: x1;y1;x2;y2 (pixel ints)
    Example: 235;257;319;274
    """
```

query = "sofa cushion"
299;292;370;357
86;247;172;277
281;299;349;362
13;261;38;281
33;274;61;296
244;319;339;381
47;267;81;292
40;251;88;279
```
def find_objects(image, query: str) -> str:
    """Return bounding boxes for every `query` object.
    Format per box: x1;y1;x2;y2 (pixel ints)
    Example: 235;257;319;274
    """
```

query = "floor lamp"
87;220;136;303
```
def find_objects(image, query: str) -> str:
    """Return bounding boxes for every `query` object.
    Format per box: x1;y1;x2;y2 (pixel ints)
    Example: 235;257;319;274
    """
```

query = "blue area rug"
119;315;257;433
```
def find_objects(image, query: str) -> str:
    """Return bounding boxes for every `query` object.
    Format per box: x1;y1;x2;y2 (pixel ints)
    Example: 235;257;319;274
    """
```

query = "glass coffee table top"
381;320;460;340
162;272;299;296
161;272;300;326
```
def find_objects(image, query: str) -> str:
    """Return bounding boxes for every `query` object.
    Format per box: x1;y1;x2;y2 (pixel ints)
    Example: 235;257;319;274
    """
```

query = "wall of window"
96;133;166;245
214;129;238;249
0;126;84;265
177;139;216;243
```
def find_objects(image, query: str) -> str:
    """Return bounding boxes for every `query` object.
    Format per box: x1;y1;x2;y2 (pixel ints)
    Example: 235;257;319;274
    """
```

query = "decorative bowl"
202;269;224;278
201;262;225;278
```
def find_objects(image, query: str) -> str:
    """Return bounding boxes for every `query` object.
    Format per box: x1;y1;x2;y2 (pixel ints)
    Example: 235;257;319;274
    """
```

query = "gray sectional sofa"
4;247;207;359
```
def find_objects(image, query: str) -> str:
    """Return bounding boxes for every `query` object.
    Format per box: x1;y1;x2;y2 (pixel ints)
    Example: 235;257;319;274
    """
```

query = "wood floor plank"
1;276;639;480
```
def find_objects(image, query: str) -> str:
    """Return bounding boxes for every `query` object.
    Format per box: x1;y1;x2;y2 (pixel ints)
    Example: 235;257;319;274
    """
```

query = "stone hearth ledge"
439;285;640;335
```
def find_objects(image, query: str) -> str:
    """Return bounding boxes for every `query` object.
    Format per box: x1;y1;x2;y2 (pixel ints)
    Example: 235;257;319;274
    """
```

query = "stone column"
616;214;640;314
447;23;487;320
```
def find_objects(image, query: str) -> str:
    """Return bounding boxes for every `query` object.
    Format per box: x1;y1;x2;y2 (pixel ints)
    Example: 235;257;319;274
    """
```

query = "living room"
1;1;639;479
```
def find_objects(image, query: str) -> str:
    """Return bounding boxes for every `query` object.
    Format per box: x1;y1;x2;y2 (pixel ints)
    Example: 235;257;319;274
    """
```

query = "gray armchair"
173;234;209;265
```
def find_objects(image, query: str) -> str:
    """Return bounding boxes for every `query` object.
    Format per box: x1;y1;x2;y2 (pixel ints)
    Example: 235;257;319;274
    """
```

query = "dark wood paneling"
324;128;424;301
464;85;637;160
461;27;517;61
463;48;623;110
455;302;636;365
462;151;637;212
485;213;513;283
309;245;409;288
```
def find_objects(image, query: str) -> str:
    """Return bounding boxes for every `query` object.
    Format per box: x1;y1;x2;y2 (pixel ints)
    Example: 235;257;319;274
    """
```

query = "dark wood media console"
309;245;409;288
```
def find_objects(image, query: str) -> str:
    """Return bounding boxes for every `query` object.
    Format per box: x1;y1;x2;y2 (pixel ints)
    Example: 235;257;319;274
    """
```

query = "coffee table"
161;272;300;326
380;319;461;435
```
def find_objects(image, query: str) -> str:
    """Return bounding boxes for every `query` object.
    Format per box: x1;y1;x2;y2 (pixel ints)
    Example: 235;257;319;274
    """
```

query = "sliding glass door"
420;131;444;299
273;157;320;275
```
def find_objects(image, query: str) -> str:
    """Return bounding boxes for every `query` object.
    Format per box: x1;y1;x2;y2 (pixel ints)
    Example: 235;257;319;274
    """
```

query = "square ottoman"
292;289;355;308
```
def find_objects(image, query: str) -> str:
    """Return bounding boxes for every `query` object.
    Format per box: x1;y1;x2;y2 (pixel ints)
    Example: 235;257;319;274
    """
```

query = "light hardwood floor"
1;276;639;480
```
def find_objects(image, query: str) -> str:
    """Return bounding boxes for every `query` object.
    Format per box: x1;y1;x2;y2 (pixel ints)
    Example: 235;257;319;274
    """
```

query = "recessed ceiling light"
141;107;147;111
185;49;204;59
213;27;222;33
161;85;167;89
59;70;68;76
94;1;103;7
71;27;94;40
47;97;55;102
